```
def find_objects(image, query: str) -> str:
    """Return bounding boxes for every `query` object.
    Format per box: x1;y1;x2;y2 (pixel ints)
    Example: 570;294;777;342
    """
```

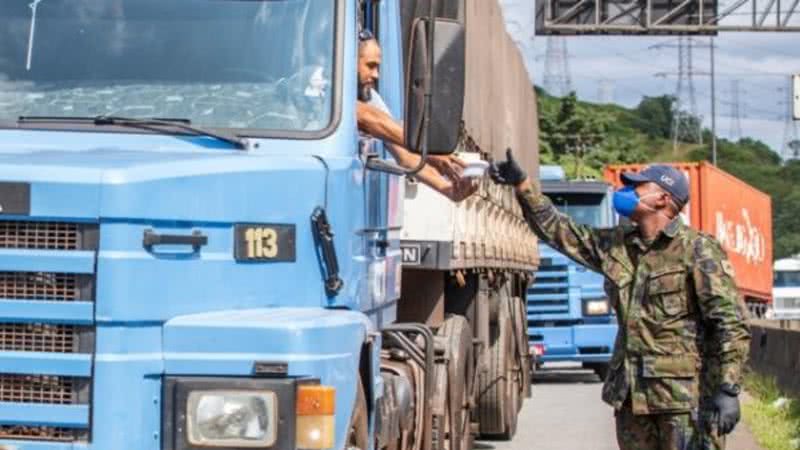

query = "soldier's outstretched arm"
490;150;614;274
692;236;751;386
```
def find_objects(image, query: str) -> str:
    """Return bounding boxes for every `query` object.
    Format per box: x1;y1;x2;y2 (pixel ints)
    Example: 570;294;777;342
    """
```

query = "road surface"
479;363;761;450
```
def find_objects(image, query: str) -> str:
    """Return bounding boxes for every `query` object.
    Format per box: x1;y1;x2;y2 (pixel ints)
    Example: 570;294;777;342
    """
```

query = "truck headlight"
583;298;610;316
187;391;277;448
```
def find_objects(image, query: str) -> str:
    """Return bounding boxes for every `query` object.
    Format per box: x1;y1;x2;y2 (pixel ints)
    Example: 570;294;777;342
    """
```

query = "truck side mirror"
404;18;465;155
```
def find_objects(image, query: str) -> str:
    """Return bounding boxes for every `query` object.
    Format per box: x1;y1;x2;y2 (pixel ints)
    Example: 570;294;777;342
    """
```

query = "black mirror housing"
404;18;466;155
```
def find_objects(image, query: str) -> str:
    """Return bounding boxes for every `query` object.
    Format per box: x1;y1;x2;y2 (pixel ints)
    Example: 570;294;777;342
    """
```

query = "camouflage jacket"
517;187;751;415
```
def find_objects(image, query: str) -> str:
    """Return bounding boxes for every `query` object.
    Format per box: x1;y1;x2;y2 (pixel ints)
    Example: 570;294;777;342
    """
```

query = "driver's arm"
388;142;472;202
357;101;403;146
357;101;475;202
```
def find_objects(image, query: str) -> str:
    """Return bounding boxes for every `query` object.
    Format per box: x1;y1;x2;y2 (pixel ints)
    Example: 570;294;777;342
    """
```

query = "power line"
780;76;800;160
652;37;709;150
543;37;573;96
728;80;744;140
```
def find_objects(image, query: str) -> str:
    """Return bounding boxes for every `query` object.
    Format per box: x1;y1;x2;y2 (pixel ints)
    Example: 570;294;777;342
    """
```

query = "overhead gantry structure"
536;0;800;34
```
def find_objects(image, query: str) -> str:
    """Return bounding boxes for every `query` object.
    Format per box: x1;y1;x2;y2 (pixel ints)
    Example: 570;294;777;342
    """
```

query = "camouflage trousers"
615;405;725;450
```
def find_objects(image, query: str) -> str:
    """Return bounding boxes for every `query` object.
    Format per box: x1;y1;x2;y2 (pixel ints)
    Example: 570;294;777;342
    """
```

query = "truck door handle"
143;229;208;251
311;207;343;295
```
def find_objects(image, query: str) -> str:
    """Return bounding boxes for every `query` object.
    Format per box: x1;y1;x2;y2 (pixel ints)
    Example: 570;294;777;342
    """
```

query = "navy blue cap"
621;165;689;207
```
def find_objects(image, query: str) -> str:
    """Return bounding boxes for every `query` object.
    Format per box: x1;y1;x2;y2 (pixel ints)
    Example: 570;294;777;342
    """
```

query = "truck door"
359;3;404;326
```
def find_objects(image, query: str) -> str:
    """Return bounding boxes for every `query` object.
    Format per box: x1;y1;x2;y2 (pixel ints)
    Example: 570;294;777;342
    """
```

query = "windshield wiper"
17;115;248;150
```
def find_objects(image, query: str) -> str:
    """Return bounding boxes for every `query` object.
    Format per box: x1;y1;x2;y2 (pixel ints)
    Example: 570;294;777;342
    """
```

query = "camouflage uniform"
517;186;750;450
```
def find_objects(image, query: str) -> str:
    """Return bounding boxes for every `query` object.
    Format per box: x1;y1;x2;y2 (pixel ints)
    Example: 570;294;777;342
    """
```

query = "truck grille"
0;374;84;404
0;272;92;301
0;220;96;443
0;323;90;353
0;221;97;251
527;261;570;317
0;425;85;442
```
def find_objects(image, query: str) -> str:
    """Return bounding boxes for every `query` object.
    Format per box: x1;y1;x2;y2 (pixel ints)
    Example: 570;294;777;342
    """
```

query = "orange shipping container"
604;162;773;304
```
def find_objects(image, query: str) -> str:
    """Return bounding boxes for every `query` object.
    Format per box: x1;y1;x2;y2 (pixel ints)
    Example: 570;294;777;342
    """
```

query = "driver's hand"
444;177;479;203
427;155;467;183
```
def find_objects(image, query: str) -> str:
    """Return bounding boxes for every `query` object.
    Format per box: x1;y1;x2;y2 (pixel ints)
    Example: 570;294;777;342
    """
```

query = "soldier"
490;150;750;450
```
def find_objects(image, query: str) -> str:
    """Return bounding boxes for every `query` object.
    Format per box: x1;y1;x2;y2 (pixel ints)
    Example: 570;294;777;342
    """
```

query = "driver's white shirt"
367;88;391;116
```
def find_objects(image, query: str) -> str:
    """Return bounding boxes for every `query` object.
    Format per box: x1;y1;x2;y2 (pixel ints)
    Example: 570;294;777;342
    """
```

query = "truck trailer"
605;162;773;317
0;1;538;450
526;166;617;379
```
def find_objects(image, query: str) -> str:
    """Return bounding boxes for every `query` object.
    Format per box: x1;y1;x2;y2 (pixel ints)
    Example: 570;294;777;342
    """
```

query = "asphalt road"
479;363;761;450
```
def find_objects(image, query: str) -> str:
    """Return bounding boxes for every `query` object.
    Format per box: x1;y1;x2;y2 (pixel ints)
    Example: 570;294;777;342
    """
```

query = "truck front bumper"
0;307;372;450
530;323;617;363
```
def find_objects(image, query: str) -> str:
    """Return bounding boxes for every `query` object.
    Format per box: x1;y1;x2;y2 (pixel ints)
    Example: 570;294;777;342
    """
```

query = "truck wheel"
431;362;451;450
511;296;531;403
477;306;517;439
438;316;474;450
583;362;609;382
348;378;369;450
594;364;609;382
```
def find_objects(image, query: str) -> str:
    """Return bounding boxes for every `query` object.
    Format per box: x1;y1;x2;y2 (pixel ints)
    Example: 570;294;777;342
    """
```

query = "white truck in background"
772;256;800;319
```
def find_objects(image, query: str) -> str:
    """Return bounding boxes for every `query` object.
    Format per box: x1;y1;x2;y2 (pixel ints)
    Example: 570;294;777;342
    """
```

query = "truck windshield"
774;270;800;287
547;193;606;227
0;0;335;134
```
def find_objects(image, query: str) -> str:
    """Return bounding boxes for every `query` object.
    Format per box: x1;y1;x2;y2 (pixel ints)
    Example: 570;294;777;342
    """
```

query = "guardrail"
748;320;800;396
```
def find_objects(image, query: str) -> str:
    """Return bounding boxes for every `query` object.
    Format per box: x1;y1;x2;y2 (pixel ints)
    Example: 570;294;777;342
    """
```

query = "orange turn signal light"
296;385;336;416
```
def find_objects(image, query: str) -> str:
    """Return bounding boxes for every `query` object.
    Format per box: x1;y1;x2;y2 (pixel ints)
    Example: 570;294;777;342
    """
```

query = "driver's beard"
357;81;372;102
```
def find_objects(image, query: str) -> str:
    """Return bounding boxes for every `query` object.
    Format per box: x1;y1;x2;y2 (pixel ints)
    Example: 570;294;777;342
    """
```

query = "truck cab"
0;2;379;449
527;166;618;378
0;1;533;449
772;256;800;319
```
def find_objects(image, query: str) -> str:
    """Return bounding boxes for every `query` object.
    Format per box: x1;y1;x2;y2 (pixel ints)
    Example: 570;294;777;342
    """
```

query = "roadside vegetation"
741;371;800;450
536;88;800;259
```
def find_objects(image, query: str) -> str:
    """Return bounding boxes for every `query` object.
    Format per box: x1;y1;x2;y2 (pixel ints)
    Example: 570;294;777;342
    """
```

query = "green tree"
629;95;674;139
539;93;610;178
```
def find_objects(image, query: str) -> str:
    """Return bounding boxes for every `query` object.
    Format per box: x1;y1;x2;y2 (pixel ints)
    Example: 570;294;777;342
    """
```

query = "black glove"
712;388;741;435
490;148;528;186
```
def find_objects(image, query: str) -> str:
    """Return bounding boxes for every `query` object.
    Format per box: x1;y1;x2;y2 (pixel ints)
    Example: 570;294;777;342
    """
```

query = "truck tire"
477;305;518;439
430;373;450;450
511;295;531;403
438;315;474;450
348;378;369;450
594;364;609;382
583;362;609;382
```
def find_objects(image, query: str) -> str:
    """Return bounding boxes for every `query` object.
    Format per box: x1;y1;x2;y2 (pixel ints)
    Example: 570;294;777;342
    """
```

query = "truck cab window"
774;270;800;287
0;0;335;133
546;193;607;227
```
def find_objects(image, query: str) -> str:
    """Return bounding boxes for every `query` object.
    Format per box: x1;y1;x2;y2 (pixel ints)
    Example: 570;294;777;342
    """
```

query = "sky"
498;0;800;156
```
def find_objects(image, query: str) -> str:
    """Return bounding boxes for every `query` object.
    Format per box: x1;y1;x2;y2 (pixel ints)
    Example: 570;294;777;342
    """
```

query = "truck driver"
355;29;477;202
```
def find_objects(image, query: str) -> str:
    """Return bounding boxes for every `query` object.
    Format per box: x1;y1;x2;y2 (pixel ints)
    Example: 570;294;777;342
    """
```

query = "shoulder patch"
693;234;724;260
693;237;706;260
700;259;718;274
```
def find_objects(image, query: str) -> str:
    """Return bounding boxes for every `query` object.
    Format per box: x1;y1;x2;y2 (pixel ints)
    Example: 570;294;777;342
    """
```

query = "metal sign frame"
537;0;800;34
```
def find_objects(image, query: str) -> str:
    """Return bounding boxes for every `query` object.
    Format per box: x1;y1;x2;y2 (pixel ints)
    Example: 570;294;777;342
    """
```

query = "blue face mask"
612;186;640;218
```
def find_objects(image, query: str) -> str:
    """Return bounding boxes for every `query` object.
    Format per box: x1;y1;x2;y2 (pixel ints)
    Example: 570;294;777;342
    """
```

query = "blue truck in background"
527;166;618;380
0;1;537;450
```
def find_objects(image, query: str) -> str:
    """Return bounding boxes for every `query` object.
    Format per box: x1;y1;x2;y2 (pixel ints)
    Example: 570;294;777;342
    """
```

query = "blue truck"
527;166;618;379
0;1;538;449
